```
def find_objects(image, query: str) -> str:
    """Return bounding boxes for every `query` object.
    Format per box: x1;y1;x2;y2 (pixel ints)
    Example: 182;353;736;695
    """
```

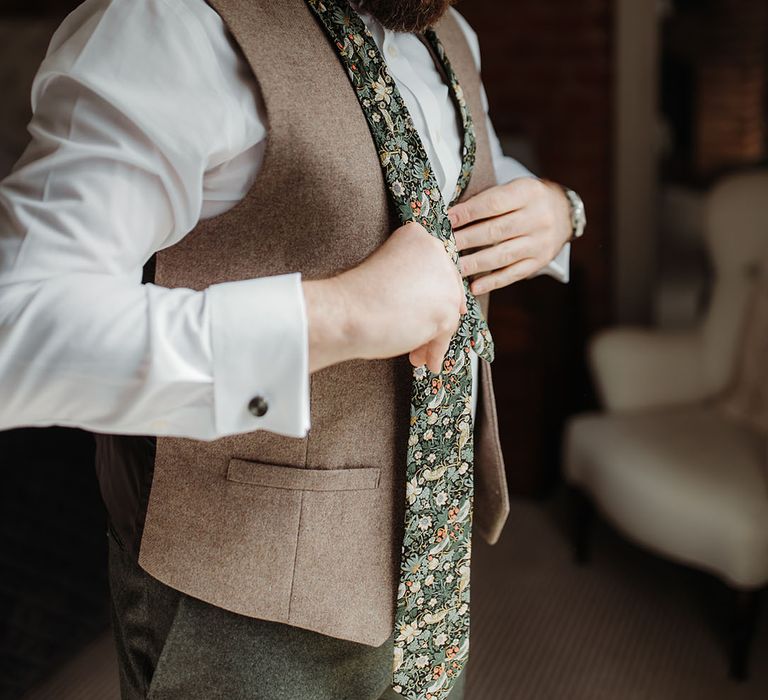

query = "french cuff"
208;272;310;439
535;241;571;284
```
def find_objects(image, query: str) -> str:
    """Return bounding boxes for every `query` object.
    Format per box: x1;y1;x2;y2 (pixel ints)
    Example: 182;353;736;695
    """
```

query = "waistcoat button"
248;396;269;417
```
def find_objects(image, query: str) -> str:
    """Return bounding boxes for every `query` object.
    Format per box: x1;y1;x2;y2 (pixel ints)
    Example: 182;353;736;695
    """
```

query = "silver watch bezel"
563;187;586;239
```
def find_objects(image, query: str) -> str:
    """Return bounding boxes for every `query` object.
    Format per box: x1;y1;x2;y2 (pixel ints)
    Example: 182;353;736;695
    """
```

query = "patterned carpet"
22;497;768;700
467;497;768;700
21;634;117;700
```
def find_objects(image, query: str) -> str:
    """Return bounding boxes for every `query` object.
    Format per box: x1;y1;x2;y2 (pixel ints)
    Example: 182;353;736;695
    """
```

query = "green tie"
306;2;495;697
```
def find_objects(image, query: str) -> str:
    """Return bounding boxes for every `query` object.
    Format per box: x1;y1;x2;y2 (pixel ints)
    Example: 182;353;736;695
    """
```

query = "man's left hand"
448;176;572;295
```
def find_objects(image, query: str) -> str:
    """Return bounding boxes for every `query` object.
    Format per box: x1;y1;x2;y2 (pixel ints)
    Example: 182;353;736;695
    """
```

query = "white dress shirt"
0;0;569;440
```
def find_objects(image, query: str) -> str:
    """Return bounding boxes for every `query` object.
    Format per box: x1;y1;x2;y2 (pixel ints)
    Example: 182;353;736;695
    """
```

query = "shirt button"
387;44;398;58
248;396;269;417
435;130;442;144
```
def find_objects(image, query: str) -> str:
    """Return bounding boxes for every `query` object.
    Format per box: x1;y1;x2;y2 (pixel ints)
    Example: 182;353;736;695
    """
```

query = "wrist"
302;277;358;372
332;268;374;360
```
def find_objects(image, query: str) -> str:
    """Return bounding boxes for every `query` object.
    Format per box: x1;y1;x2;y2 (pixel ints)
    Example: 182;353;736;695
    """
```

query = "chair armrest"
589;327;710;412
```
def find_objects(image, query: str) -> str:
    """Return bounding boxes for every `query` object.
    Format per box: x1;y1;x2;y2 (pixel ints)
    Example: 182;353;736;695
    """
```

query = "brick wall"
459;0;614;492
460;0;614;329
695;0;768;177
0;429;109;700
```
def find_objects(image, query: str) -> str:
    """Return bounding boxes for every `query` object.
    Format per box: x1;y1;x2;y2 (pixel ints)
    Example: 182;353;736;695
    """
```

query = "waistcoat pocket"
226;459;381;491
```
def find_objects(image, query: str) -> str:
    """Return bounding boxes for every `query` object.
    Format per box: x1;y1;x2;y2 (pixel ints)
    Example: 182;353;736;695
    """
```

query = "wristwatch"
562;186;586;241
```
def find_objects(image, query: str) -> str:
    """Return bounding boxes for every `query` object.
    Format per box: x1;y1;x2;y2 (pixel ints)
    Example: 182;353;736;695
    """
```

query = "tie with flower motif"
306;2;494;698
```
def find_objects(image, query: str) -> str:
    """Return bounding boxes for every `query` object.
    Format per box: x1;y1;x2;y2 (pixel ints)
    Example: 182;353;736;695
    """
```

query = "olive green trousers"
107;530;466;699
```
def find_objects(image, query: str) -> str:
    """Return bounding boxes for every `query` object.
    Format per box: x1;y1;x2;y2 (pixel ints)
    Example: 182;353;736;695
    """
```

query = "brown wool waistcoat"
94;0;509;647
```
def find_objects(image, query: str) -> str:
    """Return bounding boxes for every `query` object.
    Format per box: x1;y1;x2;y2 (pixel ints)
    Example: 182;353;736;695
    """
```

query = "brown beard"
362;0;457;33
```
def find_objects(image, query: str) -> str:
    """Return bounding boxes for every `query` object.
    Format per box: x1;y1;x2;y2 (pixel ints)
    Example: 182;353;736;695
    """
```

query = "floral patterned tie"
306;2;494;697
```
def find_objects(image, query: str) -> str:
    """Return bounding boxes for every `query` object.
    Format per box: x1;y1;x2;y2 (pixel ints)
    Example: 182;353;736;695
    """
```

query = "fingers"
459;236;532;277
469;258;540;295
409;344;429;368
424;330;454;374
408;334;451;374
454;209;530;252
448;178;533;229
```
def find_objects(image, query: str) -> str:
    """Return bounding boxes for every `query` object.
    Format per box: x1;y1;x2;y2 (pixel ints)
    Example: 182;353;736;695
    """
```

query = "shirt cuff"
534;242;571;284
493;154;535;185
207;272;310;438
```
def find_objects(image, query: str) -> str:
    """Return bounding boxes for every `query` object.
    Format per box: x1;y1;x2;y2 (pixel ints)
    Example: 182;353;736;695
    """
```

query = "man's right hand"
302;222;466;375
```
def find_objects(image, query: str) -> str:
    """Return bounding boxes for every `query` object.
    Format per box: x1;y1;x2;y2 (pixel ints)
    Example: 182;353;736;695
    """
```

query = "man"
0;0;584;698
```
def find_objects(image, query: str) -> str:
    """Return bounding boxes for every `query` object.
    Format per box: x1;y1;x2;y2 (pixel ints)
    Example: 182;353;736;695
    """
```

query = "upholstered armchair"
563;170;768;680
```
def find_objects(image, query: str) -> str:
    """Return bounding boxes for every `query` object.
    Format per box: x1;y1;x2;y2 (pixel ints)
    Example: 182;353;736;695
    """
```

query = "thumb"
457;271;468;315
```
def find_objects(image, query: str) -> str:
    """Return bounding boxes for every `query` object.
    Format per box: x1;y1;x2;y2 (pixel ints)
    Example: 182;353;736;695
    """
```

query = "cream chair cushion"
565;407;768;588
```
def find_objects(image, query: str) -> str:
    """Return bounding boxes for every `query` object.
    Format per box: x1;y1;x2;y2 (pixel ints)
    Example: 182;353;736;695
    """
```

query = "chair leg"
728;588;761;681
568;486;595;565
